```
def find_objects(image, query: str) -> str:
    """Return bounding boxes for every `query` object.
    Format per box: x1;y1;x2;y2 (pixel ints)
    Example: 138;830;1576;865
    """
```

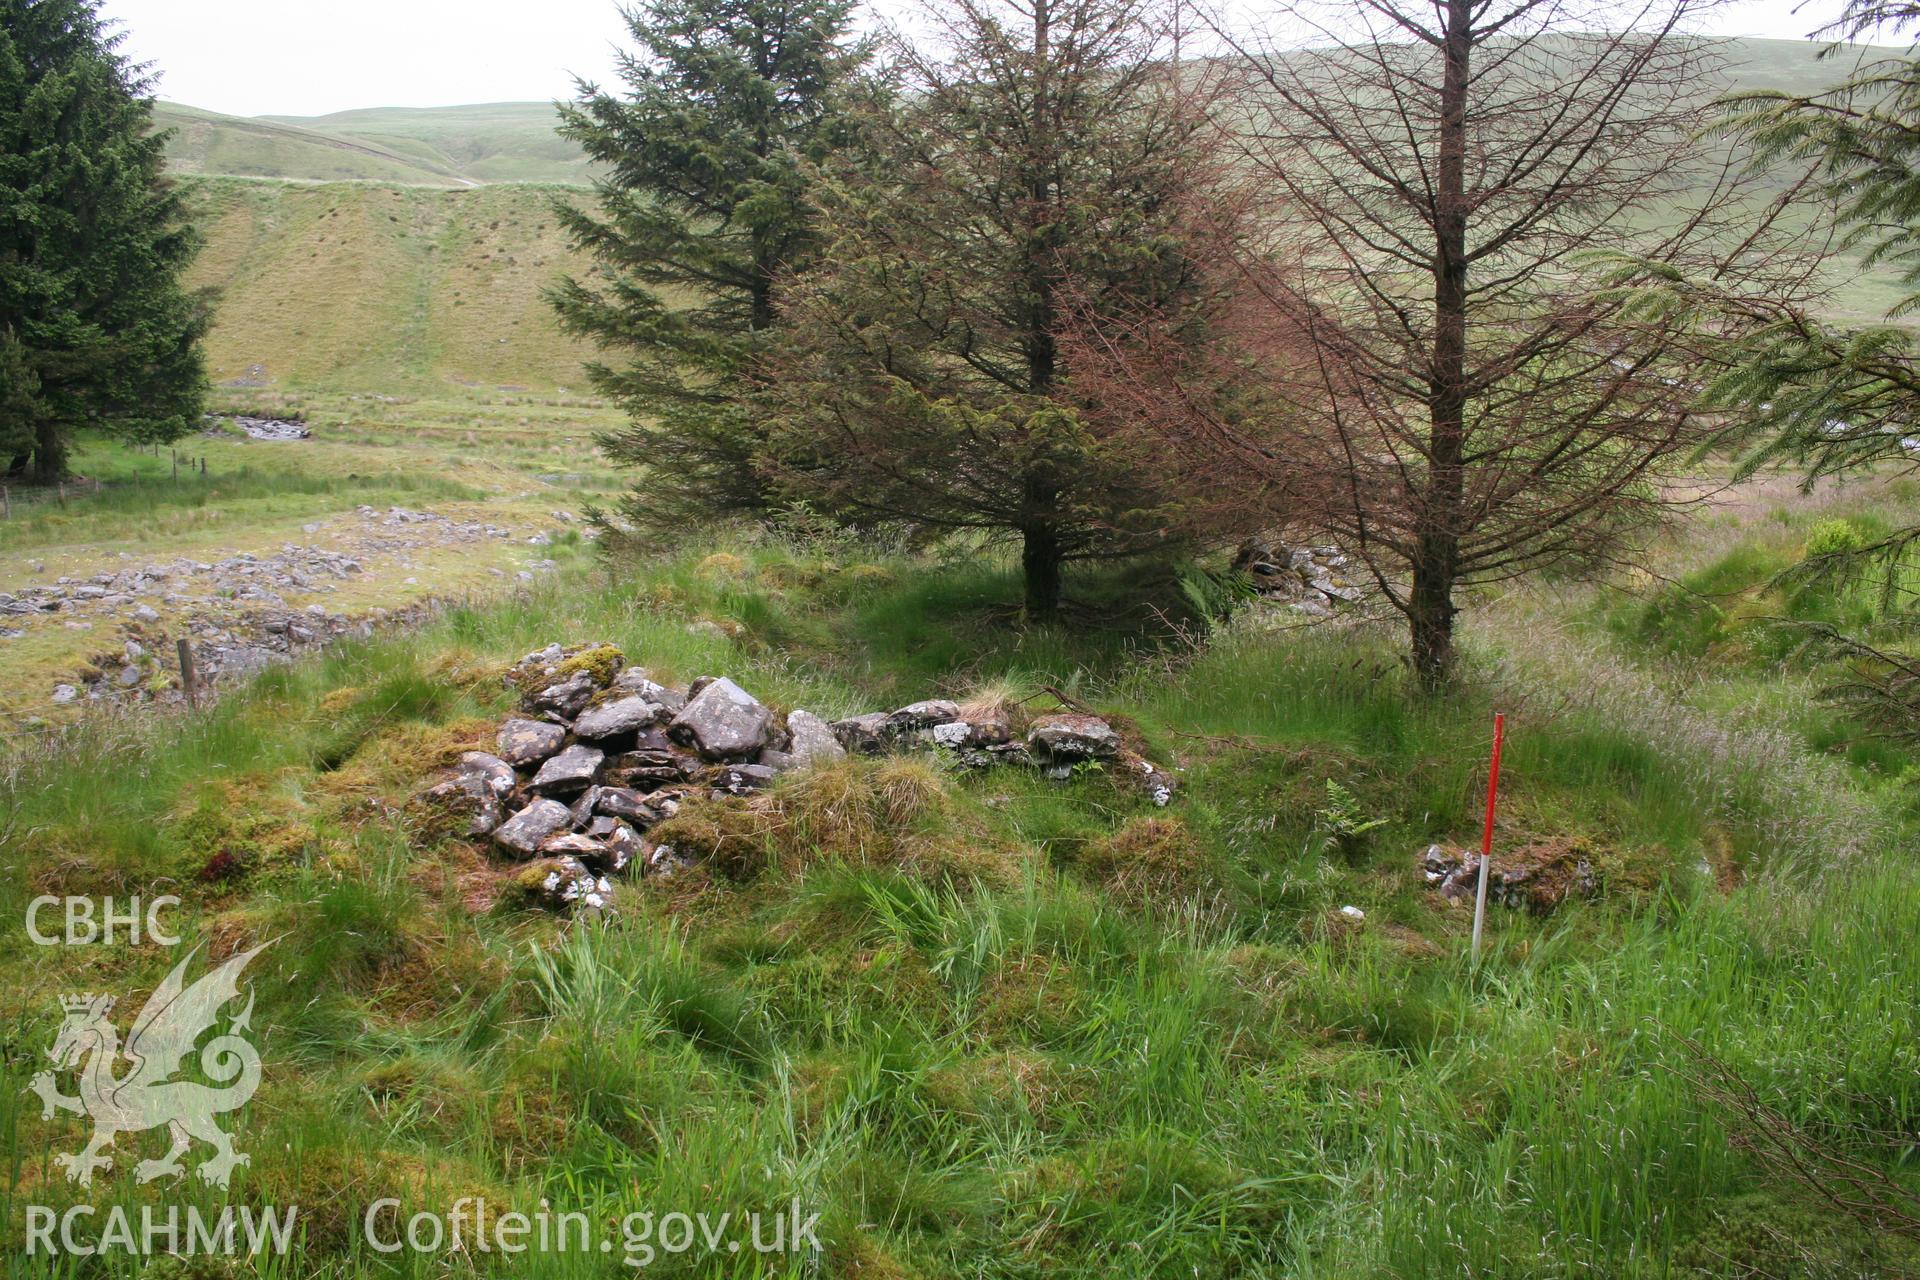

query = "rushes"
1480;595;1888;878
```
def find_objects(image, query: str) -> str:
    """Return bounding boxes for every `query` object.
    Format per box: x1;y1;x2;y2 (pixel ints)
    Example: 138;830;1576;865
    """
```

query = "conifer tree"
550;0;865;531
0;0;209;483
761;0;1211;620
1086;0;1802;685
1700;0;1920;739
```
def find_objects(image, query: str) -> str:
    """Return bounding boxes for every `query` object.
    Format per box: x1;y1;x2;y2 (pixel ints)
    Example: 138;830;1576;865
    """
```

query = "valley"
1;11;1917;1278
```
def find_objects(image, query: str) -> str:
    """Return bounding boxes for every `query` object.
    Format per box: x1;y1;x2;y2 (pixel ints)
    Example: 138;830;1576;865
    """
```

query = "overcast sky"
101;0;1855;119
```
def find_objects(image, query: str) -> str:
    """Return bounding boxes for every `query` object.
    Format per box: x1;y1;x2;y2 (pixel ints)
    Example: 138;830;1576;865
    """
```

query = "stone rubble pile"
1419;840;1598;913
3;546;367;623
1232;536;1367;617
417;642;1178;912
220;416;312;441
13;508;552;711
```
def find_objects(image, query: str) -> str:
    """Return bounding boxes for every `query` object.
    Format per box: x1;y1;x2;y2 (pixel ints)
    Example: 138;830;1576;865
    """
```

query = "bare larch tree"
1146;0;1816;686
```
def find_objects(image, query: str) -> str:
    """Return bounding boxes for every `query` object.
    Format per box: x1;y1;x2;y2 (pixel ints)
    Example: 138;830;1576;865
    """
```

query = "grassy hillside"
260;103;595;186
0;471;1914;1276
159;37;1896;398
162;36;1899;398
179;177;598;392
151;38;1861;192
155;101;586;188
154;103;479;187
1712;32;1892;95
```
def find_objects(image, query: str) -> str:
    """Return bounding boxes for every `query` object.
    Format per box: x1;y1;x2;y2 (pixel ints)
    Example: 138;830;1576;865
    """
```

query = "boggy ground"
1;482;1915;1277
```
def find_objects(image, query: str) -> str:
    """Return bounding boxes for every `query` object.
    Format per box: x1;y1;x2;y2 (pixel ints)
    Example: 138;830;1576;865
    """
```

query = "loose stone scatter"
25;506;561;712
1232;535;1368;617
1419;839;1599;913
411;641;1180;914
214;415;312;441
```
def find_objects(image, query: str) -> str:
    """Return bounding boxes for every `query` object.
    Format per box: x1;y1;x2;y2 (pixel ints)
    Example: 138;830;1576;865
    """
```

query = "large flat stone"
457;751;518;797
830;712;890;755
887;700;960;733
573;695;663;741
1028;713;1122;761
420;773;502;838
596;786;662;826
527;671;596;719
613;668;687;713
784;709;847;767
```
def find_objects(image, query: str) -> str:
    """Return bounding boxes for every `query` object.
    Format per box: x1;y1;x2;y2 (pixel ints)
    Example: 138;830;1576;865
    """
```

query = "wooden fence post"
177;638;200;710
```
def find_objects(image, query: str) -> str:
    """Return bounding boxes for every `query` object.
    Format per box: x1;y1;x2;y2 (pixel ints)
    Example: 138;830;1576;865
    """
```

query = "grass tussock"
653;757;1021;885
1074;815;1225;915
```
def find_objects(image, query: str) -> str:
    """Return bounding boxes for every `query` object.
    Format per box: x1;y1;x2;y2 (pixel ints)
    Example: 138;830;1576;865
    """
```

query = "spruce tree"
0;0;208;483
1701;0;1920;739
550;0;865;532
760;0;1210;620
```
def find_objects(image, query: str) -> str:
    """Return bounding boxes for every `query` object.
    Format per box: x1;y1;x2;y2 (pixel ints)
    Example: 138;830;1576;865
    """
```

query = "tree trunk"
750;225;777;335
1414;0;1473;692
1022;522;1064;622
1015;0;1065;627
30;416;65;486
1409;561;1457;691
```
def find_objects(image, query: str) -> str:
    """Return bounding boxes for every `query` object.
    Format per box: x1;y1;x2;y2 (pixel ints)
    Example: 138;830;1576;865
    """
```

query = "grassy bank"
1;523;1913;1277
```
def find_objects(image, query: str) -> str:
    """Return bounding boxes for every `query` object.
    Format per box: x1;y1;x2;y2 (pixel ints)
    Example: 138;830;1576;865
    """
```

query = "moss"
786;1052;856;1136
135;1257;250;1280
650;799;776;881
424;647;511;692
311;714;496;806
318;685;366;715
368;928;508;1021
977;953;1089;1046
824;1234;923;1280
1673;1193;1919;1278
488;1070;578;1164
496;860;566;910
920;1051;1073;1130
175;777;318;883
651;758;1021;885
247;1133;509;1253
350;1053;484;1140
553;642;625;687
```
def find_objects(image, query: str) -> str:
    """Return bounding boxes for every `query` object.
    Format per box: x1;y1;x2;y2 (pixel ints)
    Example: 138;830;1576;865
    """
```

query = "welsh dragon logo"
29;943;270;1189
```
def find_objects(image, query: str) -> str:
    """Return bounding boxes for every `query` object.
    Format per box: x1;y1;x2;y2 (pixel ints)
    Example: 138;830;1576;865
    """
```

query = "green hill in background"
258;102;595;185
154;37;1892;395
154;38;1868;192
179;178;599;392
155;100;588;187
